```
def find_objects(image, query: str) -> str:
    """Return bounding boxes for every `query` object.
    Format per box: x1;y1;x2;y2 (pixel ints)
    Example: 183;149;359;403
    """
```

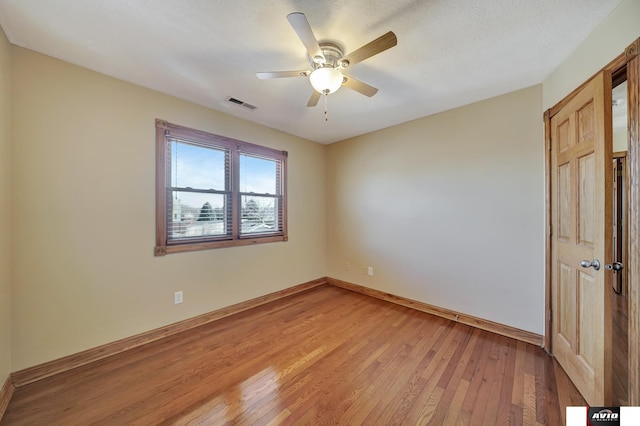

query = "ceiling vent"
225;97;257;111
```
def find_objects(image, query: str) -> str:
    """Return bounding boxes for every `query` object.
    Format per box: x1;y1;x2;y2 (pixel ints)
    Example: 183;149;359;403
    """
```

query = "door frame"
544;37;640;405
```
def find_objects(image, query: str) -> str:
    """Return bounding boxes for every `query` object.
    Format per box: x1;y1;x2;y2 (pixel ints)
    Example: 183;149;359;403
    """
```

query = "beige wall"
0;27;11;383
326;85;545;334
543;0;640;109
614;129;628;152
10;47;326;370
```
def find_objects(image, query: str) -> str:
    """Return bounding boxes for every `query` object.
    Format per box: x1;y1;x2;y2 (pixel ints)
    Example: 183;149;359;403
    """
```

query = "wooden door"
551;71;613;405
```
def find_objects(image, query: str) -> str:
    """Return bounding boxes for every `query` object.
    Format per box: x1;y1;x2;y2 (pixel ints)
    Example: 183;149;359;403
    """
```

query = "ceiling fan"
257;12;397;109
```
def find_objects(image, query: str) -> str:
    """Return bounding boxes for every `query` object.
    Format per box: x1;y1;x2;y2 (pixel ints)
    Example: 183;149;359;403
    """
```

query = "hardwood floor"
2;285;583;425
612;289;629;406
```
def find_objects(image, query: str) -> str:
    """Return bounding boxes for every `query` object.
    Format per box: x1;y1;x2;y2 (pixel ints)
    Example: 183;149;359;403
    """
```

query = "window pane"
169;191;229;239
239;154;277;194
171;140;226;190
240;195;279;235
157;120;288;254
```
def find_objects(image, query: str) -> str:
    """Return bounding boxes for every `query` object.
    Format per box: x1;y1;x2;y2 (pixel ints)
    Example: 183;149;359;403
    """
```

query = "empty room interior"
0;0;639;424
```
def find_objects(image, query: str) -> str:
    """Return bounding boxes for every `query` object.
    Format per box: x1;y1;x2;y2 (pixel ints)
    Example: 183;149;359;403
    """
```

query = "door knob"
605;262;624;271
580;259;600;270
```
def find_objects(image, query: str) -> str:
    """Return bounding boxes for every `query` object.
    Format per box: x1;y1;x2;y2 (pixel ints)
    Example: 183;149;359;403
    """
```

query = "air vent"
225;97;257;111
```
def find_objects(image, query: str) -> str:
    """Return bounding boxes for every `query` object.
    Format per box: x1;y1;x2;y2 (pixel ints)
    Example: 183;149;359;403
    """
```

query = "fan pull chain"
324;92;328;122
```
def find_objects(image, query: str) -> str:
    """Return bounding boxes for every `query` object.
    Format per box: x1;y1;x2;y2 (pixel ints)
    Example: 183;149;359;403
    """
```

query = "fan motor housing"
309;42;346;69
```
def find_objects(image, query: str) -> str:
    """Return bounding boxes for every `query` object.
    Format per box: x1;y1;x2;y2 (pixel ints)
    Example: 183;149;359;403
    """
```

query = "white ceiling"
0;0;623;144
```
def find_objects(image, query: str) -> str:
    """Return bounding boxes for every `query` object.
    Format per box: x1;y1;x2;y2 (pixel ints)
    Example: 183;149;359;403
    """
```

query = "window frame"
155;119;287;255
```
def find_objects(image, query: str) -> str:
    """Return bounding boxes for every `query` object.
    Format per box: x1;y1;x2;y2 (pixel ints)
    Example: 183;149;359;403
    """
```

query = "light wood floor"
2;285;584;425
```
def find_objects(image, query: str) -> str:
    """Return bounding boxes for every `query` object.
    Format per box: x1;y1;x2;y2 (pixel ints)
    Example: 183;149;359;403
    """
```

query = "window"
155;120;287;255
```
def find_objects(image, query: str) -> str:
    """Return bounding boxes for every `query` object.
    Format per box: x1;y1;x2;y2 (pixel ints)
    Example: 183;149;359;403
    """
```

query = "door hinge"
547;138;552;151
549;224;553;237
548;309;553;322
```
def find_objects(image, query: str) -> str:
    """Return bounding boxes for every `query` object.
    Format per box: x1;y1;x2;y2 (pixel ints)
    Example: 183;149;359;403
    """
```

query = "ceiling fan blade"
257;70;309;79
342;75;379;97
287;12;325;63
307;90;321;107
341;31;397;66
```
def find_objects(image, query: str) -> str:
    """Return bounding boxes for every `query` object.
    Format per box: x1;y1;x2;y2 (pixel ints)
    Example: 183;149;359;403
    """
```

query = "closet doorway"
611;77;628;406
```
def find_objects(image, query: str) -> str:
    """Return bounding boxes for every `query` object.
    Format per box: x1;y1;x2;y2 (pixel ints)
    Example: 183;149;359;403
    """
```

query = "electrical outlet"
345;262;350;271
174;291;183;304
367;266;374;276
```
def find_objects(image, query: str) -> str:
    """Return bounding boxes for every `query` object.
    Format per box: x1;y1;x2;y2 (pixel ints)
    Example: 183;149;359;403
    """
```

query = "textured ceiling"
0;0;623;144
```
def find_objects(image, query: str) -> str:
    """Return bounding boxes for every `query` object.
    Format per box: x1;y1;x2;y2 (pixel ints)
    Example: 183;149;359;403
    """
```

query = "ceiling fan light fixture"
309;67;343;94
